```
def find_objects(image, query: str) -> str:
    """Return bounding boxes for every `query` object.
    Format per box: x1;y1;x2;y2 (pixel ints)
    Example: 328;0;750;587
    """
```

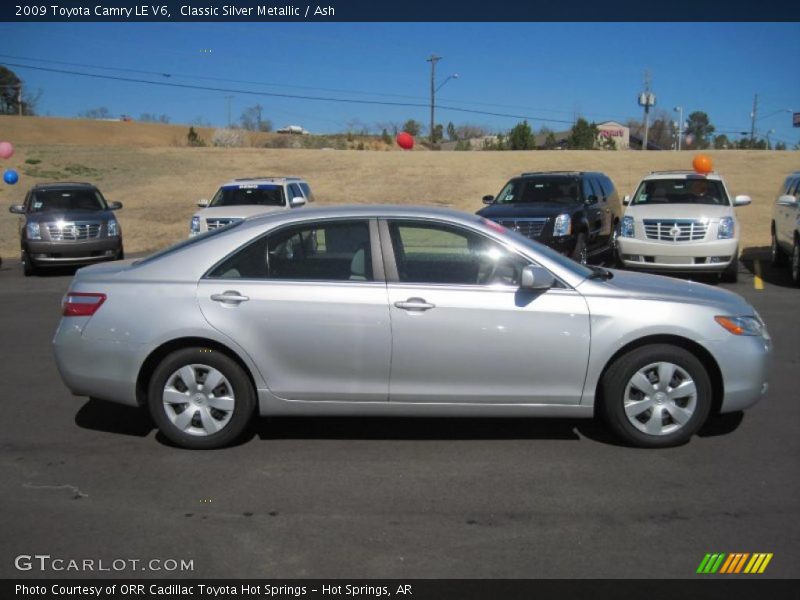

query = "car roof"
519;171;600;178
31;182;98;190
222;177;305;185
643;170;724;181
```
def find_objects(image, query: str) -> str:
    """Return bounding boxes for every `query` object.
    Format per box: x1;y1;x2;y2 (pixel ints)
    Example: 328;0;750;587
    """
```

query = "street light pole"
427;54;442;143
673;106;683;151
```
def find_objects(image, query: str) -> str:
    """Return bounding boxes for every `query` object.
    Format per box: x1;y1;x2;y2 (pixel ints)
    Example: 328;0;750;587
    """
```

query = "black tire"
21;250;36;277
719;253;739;284
600;344;712;448
792;238;800;287
571;232;588;265
147;347;255;449
770;226;787;267
116;246;125;260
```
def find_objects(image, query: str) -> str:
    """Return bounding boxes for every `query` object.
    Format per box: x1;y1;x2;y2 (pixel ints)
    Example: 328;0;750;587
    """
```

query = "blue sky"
2;22;799;146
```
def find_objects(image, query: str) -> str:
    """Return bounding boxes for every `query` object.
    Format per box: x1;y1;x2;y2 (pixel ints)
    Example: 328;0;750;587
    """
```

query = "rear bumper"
26;238;122;266
618;237;738;272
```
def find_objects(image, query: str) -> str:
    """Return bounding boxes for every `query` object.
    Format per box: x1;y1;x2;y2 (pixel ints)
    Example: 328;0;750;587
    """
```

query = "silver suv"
617;170;751;282
770;171;800;285
189;177;314;236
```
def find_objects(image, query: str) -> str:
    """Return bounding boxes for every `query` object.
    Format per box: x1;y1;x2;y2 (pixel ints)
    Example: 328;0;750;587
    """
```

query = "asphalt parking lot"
0;254;797;579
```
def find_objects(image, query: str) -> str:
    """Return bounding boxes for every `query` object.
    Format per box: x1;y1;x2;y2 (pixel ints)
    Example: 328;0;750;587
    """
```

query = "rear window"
632;178;730;206
29;189;107;212
210;184;285;207
495;178;581;205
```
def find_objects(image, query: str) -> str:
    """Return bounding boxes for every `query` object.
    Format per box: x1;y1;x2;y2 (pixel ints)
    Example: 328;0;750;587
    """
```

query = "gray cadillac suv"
9;182;124;276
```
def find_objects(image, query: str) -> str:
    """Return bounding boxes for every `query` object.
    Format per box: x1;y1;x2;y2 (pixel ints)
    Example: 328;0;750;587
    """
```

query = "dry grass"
1;120;797;257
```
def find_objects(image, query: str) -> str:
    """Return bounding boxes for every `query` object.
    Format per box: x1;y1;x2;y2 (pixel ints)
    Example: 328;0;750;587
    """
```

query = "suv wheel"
771;226;787;266
792;238;800;287
571;232;588;265
21;250;36;277
719;253;739;284
600;344;712;448
147;347;255;449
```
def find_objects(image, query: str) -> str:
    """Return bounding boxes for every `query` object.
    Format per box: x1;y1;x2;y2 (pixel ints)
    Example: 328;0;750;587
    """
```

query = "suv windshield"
30;189;107;212
495;177;581;205
632;178;729;206
210;184;285;208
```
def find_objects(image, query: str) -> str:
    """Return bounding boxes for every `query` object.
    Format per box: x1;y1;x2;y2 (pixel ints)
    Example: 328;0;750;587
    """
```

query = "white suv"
617;170;751;282
189;177;314;236
770;171;800;285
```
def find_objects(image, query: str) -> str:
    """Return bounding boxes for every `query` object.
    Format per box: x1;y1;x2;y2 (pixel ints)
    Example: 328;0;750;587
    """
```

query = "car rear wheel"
600;344;712;448
147;347;255;449
771;227;787;266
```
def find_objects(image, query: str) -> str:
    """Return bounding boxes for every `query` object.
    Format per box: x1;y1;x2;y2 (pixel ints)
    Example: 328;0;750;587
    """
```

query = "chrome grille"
493;217;548;239
643;219;708;242
45;221;102;241
206;218;242;230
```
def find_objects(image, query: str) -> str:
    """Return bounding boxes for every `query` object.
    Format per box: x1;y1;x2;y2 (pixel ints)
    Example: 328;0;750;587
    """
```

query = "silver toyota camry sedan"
53;205;771;449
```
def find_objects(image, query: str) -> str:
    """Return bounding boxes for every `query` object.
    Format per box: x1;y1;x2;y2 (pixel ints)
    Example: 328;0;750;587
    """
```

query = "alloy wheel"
623;361;697;436
162;364;235;436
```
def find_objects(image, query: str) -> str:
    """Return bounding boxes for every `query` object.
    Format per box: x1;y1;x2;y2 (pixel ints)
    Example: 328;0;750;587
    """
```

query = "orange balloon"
692;154;713;174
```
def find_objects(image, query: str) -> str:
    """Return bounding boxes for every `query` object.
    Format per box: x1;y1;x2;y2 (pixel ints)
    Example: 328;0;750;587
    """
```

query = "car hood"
624;203;733;221
478;202;582;219
24;210;116;223
579;268;752;312
195;205;287;220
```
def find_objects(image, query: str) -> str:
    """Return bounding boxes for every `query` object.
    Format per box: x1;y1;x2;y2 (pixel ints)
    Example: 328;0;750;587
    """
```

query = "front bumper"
618;237;738;272
26;238;122;266
707;333;772;413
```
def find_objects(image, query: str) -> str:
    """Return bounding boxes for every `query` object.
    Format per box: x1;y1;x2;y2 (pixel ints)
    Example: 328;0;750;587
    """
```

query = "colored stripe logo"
697;553;773;574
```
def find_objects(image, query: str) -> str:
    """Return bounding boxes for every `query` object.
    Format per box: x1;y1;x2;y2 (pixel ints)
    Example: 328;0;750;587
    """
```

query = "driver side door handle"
394;297;435;311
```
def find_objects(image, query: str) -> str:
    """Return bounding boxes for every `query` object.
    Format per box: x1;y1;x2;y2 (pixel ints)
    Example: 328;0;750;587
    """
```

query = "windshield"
210;184;285;207
30;189;107;212
495;178;581;205
134;221;245;266
632;178;730;206
479;217;594;280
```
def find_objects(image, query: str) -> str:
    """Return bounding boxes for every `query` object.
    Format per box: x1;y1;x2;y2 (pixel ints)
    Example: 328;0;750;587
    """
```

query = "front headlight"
718;216;735;239
620;215;635;238
190;216;200;235
26;222;41;240
715;315;764;336
107;219;119;237
553;213;571;237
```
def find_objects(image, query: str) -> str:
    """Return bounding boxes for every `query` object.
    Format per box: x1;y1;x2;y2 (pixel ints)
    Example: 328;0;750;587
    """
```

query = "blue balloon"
3;169;18;185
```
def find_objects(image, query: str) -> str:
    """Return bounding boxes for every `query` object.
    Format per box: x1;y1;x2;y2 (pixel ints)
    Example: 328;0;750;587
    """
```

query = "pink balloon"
0;142;13;159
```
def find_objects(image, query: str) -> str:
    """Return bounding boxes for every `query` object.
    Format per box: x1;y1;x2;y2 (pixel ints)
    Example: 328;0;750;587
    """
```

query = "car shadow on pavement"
741;246;796;288
696;411;745;438
75;398;154;437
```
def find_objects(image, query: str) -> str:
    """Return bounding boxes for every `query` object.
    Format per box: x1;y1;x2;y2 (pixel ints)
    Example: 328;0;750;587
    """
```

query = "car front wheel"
771;227;787;266
792;238;800;286
147;347;255;449
600;344;712;448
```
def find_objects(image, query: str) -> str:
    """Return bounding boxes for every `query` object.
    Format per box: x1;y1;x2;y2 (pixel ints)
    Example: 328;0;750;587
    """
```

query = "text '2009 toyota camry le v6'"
53;206;771;449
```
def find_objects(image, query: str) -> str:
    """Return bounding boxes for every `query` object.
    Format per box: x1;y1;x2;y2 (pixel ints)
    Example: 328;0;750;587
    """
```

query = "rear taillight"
62;292;106;317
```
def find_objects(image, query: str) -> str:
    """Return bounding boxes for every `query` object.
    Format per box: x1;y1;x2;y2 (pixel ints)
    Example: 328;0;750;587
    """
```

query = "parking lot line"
753;260;764;290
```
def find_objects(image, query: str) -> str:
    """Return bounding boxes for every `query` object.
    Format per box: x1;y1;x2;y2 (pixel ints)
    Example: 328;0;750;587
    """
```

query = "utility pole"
427;54;441;143
17;83;22;116
749;93;758;145
225;95;233;127
673;106;683;151
638;71;656;151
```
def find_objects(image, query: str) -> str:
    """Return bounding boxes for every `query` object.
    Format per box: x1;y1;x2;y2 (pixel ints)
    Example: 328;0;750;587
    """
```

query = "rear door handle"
210;291;250;304
394;297;435;311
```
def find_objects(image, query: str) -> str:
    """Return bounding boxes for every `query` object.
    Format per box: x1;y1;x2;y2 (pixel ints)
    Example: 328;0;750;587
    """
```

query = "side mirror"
622;195;631;206
290;196;307;207
777;194;798;208
109;201;123;210
482;195;495;205
197;199;209;208
734;195;752;207
9;204;25;214
520;265;555;291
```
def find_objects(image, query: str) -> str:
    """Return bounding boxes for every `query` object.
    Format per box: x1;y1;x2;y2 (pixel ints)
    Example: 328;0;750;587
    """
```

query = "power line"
3;61;578;126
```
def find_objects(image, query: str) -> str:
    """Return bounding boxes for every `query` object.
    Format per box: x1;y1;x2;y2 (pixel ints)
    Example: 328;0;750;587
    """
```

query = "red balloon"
692;154;713;175
396;132;414;150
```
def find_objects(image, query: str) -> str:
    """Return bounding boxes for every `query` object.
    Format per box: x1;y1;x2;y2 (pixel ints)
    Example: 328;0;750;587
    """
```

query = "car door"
197;218;392;402
382;219;591;405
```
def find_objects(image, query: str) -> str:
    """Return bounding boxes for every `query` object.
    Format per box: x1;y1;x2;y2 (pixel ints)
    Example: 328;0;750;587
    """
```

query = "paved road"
0;256;797;579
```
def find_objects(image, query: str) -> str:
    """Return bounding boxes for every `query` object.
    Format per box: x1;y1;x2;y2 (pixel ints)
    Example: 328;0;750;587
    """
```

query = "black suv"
9;182;124;276
477;171;621;264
